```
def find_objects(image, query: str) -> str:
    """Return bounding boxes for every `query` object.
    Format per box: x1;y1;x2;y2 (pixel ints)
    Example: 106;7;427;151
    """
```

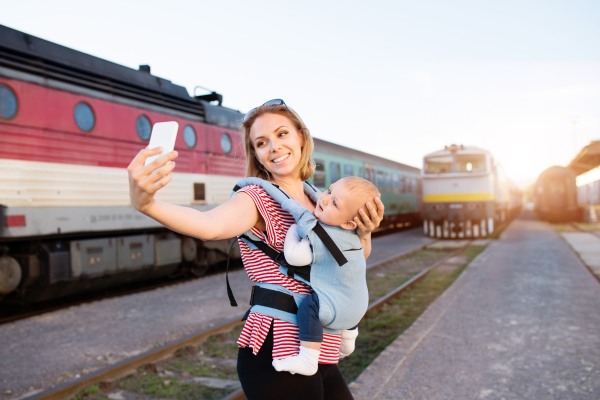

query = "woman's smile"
271;153;290;164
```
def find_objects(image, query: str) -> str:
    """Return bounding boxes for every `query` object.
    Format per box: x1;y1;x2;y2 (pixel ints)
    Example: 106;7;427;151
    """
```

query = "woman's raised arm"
127;147;260;241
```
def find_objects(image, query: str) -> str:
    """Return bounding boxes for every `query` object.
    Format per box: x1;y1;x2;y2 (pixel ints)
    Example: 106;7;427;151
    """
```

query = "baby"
272;176;380;375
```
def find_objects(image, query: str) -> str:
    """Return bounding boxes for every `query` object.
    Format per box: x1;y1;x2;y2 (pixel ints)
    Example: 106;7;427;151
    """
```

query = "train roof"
0;24;243;129
567;141;600;176
313;137;419;173
423;145;490;158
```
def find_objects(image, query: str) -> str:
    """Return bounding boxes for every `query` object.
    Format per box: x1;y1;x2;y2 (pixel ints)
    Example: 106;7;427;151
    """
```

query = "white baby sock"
339;328;359;358
272;346;320;376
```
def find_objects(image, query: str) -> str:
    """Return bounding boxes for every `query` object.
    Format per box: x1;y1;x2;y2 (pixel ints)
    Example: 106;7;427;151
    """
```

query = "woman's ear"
341;220;358;230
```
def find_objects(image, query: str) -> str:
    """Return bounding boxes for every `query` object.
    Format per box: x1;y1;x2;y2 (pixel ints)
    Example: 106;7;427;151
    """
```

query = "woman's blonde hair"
241;103;315;181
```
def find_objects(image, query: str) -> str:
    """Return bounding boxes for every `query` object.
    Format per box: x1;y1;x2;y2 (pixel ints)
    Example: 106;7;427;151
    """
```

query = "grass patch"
574;222;600;232
69;385;107;400
549;223;578;233
367;249;454;302
118;373;231;400
339;245;487;383
195;325;243;360
67;325;244;400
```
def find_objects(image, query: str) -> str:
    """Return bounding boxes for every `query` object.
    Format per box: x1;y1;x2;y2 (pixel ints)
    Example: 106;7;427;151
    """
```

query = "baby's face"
314;180;359;229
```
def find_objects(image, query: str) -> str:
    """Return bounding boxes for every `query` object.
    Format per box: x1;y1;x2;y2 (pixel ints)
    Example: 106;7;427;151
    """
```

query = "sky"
2;0;599;187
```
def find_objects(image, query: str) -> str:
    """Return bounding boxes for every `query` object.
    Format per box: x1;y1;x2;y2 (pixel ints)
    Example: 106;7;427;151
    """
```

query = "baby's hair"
338;177;381;218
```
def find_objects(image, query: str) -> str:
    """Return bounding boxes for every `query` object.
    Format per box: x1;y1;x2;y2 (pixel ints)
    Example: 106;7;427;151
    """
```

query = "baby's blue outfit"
232;178;369;336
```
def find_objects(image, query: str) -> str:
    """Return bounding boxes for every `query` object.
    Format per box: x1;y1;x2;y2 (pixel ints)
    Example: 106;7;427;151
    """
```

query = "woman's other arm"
127;147;259;240
354;198;385;259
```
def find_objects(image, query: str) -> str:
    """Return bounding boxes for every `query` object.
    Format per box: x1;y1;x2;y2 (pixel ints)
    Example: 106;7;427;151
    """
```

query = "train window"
221;133;232;154
330;162;341;184
456;154;486;173
392;173;400;194
344;164;354;177
358;167;363;179
313;158;326;188
0;84;18;119
405;176;412;193
74;102;95;132
136;115;152;141
376;171;384;189
184;125;196;148
400;175;406;192
364;166;376;183
424;155;452;174
384;172;392;193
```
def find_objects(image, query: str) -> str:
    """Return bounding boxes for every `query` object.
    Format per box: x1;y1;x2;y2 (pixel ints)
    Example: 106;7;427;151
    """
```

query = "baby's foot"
272;346;320;376
339;328;359;358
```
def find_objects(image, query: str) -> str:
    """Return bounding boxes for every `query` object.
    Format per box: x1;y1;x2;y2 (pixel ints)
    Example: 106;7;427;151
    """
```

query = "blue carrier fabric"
228;177;369;334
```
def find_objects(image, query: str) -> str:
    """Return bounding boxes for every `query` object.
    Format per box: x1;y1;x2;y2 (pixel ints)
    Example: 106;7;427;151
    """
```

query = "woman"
127;100;384;399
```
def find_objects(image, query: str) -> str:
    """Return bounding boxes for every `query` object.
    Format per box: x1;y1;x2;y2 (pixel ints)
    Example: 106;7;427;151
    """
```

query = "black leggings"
237;323;354;400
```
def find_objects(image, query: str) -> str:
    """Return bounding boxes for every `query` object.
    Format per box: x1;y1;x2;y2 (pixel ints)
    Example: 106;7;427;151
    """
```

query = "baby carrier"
226;178;369;332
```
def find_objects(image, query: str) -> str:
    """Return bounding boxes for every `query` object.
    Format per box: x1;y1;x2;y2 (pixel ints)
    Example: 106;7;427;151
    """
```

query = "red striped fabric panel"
234;186;341;364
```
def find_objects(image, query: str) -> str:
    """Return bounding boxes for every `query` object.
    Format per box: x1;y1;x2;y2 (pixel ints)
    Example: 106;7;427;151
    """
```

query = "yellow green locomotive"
422;145;521;238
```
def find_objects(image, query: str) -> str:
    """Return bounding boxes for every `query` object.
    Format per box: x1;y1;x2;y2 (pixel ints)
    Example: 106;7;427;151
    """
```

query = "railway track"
25;239;472;400
0;226;410;325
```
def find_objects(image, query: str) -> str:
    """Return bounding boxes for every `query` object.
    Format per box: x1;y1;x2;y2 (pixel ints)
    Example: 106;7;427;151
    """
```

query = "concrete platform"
0;230;424;398
561;232;600;272
351;217;600;399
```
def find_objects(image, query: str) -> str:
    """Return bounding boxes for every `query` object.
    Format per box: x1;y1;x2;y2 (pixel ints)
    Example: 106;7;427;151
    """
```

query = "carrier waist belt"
250;285;298;314
241;286;298;321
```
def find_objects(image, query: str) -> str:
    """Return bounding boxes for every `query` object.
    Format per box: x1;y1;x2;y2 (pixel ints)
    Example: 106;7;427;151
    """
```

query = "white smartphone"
144;121;179;166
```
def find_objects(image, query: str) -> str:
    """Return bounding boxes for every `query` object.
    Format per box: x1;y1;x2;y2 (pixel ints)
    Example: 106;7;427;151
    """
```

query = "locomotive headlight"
467;203;482;210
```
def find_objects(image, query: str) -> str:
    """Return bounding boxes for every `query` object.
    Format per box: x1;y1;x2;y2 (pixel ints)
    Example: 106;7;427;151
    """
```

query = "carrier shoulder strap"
238;234;311;282
312;223;348;266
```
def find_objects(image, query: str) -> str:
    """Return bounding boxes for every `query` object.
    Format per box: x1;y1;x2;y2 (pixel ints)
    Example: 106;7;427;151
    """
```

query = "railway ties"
17;235;480;400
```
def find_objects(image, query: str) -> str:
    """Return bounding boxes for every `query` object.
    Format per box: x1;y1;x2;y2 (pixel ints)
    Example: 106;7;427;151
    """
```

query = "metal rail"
27;240;472;400
28;316;244;400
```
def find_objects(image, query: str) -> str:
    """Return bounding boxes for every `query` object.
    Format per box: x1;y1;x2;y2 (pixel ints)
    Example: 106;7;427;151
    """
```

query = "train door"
364;164;376;184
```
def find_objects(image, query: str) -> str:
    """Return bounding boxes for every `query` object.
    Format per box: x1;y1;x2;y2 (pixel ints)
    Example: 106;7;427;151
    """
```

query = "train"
569;141;600;223
421;144;522;238
534;140;600;223
533;166;579;222
0;25;420;304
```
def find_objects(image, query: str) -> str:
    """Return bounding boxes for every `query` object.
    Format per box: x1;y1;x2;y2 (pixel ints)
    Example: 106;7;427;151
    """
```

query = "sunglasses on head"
243;99;289;122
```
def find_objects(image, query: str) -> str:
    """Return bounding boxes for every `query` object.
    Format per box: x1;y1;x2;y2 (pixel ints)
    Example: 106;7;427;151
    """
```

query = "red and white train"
0;24;246;303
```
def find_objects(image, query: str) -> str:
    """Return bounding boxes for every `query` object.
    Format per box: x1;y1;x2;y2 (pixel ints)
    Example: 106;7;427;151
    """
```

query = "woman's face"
250;113;304;181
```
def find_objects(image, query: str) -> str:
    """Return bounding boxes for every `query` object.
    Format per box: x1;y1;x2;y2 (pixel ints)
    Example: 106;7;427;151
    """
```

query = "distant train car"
421;144;521;238
534;166;579;222
310;138;421;228
568;141;600;223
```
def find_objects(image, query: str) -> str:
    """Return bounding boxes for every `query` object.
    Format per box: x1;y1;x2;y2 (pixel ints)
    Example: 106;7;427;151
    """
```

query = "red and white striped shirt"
236;185;341;364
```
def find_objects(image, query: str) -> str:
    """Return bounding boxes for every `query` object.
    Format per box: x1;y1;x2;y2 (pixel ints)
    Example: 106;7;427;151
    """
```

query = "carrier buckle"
249;285;257;306
274;252;289;267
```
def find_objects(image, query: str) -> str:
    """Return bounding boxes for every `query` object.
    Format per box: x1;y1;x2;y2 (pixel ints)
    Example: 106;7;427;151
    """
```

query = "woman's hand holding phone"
127;147;179;214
